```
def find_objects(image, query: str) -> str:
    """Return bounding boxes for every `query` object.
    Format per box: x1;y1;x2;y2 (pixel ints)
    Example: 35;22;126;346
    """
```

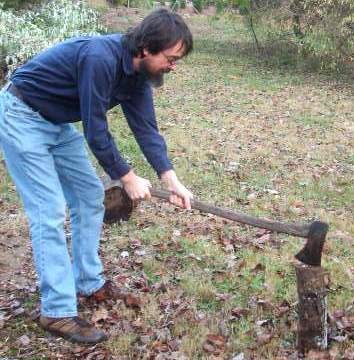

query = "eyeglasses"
161;51;180;66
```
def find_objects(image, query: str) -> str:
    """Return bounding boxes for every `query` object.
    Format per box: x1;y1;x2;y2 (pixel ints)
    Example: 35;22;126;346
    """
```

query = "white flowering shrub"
0;0;106;77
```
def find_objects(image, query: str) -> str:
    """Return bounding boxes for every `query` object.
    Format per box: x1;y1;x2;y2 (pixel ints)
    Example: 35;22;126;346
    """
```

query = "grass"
0;9;353;360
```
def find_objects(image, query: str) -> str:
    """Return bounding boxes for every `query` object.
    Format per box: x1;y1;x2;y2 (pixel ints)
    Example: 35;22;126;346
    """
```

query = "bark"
295;262;328;353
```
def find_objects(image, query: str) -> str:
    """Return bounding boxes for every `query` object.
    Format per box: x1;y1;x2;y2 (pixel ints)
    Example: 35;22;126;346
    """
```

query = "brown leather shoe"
40;316;108;344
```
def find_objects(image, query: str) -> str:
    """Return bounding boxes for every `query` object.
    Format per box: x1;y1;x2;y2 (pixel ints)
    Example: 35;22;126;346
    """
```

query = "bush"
1;0;31;10
292;0;354;71
221;0;353;72
0;0;106;78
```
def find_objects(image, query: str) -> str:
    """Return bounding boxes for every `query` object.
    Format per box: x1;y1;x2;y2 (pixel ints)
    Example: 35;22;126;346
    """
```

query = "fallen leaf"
256;332;273;345
203;342;216;353
306;349;330;360
255;228;269;236
328;346;340;359
134;249;146;256
292;199;305;207
330;334;347;342
332;309;345;319
86;350;108;360
172;229;181;237
257;299;274;311
91;307;108;323
206;334;226;349
129;238;142;248
266;189;279;195
341;315;354;329
16;334;30;346
168;339;180;351
289;206;306;216
343;347;354;360
140;335;151;344
275;300;290;316
12;307;25;316
252;263;266;272
72;345;86;354
134;258;143;265
188;253;202;261
232;354;244;360
230;308;250;319
152;282;168;292
124;293;141;309
256;319;272;326
215;293;230;301
247;193;257;201
151;340;169;352
132;317;144;328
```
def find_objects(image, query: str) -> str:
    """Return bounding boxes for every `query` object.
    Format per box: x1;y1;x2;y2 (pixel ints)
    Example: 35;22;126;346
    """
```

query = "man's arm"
77;50;131;180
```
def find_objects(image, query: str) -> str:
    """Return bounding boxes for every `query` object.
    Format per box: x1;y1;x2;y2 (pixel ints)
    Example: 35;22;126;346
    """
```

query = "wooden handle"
150;188;311;238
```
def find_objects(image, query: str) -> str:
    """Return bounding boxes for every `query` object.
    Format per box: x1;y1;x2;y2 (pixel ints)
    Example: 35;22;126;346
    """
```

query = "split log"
295;262;328;353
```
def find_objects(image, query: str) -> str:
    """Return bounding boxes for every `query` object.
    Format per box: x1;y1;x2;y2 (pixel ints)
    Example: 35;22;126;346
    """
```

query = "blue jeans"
0;87;105;317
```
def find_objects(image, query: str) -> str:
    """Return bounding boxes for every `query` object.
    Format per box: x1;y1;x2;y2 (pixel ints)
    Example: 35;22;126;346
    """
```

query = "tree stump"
295;262;328;353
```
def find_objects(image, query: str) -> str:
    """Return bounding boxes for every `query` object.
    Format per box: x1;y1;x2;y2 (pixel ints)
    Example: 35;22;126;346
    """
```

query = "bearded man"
0;9;193;343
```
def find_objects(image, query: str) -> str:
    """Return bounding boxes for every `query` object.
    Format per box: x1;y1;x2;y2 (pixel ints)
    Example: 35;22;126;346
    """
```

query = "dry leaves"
123;293;142;310
202;334;226;355
91;307;109;323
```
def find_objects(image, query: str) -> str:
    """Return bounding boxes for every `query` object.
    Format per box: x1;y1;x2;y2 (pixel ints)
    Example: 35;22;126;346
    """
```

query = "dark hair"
123;9;193;57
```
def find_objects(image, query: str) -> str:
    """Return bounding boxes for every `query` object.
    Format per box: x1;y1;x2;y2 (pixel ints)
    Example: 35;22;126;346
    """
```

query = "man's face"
138;40;185;87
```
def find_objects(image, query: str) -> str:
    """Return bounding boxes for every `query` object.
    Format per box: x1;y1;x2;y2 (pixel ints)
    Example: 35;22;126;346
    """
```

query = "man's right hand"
120;170;152;201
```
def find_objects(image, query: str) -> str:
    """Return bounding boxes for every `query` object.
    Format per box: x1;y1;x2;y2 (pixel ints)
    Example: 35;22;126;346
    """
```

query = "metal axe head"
294;221;329;266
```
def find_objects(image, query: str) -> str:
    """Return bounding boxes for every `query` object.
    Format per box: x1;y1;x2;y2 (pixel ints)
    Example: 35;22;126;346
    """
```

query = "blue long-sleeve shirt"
11;34;173;179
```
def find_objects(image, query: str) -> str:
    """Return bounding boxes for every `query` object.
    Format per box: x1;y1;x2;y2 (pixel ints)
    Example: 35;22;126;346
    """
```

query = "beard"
138;59;170;88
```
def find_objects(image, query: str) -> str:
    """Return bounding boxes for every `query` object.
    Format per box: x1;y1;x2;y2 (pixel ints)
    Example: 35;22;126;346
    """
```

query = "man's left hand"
160;170;193;210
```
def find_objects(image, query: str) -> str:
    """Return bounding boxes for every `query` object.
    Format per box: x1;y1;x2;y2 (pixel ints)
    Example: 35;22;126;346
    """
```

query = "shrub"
0;0;106;78
1;0;30;10
222;0;353;72
292;0;354;71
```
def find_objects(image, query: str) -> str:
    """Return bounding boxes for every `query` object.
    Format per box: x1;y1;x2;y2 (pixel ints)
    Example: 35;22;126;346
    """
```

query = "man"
0;9;193;343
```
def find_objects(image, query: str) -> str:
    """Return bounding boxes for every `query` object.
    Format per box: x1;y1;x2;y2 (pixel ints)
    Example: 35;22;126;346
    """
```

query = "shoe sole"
43;327;108;344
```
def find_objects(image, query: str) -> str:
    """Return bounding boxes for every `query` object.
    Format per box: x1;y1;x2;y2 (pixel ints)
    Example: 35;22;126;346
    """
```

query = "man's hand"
120;170;151;201
160;170;193;210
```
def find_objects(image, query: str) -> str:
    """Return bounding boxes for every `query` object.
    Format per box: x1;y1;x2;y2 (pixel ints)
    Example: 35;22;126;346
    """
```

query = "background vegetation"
0;1;353;359
0;0;353;80
0;0;105;78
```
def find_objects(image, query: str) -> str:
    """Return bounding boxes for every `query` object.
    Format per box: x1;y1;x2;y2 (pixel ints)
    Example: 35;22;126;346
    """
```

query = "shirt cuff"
155;162;174;178
105;162;131;180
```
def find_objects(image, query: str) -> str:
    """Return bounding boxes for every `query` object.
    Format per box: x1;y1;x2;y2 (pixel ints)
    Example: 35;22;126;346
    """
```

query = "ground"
0;6;353;360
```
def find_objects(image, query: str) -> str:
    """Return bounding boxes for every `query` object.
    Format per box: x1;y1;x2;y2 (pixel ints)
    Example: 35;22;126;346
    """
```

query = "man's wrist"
120;169;136;185
160;169;176;182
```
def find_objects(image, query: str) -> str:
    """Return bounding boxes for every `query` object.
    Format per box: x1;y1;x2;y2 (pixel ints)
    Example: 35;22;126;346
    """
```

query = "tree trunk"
295;262;328;353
